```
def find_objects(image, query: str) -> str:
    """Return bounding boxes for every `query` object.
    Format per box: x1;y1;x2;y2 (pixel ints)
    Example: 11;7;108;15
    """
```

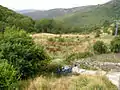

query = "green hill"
57;0;120;27
21;5;95;20
0;5;35;32
20;0;120;29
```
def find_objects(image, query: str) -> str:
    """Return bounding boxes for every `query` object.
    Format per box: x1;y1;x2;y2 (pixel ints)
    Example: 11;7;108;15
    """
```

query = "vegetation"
57;0;120;29
1;1;120;89
95;30;101;38
110;36;120;53
66;52;93;63
0;5;35;32
26;75;117;90
0;60;18;88
0;27;50;82
93;41;108;54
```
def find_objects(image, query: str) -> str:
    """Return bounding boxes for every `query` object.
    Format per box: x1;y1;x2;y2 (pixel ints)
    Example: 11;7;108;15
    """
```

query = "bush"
95;30;100;38
0;27;50;78
93;41;108;54
66;52;93;63
57;37;66;42
45;63;63;73
0;60;18;88
48;38;56;42
110;36;120;53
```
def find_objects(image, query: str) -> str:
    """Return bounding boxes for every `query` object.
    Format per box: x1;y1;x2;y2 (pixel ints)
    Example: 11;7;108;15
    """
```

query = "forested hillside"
1;0;120;34
0;5;35;32
21;5;95;20
19;0;120;30
58;0;120;27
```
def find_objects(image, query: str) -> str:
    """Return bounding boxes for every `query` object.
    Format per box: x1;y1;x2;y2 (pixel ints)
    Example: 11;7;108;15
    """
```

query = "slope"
0;5;35;32
57;0;120;27
20;0;120;28
21;5;95;20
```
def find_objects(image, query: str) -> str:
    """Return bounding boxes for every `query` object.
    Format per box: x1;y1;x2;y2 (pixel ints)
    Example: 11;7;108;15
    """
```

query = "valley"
0;0;120;89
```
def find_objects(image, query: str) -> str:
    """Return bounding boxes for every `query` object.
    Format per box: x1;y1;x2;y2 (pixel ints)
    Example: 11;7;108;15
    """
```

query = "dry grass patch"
27;75;117;90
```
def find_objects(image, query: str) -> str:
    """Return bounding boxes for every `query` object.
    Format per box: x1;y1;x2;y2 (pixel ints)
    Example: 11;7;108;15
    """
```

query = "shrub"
0;27;50;78
45;63;63;73
66;52;93;63
110;36;120;53
93;41;108;54
95;30;100;38
48;38;56;42
0;60;18;88
57;37;66;42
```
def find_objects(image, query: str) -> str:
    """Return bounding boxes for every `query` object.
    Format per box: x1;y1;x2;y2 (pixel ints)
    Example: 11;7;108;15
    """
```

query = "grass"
82;53;120;63
24;75;117;90
26;33;118;90
32;33;114;64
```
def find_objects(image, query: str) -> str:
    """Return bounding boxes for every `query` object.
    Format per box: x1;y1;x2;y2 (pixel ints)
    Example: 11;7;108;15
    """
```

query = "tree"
0;21;5;33
35;19;55;33
103;20;110;27
0;5;35;33
95;30;101;38
0;27;50;78
0;60;18;88
93;41;108;54
110;36;120;53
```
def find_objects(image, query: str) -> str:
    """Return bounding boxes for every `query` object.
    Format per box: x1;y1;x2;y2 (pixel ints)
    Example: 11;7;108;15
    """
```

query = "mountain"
21;5;95;20
20;0;120;28
16;9;37;14
58;0;120;27
0;5;35;32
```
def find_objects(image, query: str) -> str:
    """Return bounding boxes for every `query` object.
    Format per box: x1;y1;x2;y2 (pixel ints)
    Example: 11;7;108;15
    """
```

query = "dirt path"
74;68;120;88
106;72;120;88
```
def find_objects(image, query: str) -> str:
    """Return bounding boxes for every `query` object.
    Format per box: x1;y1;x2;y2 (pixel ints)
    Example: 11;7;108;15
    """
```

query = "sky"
0;0;111;10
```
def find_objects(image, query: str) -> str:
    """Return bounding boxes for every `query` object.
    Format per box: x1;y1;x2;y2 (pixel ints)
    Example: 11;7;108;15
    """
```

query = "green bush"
110;36;120;53
45;63;63;73
57;37;66;42
0;60;18;88
48;38;56;42
95;30;100;38
0;27;50;78
93;41;108;54
66;52;93;63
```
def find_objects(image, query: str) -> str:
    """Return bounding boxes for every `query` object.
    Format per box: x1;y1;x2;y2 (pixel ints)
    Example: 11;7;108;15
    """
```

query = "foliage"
35;18;101;34
110;36;120;53
0;5;35;32
0;60;18;88
0;27;50;78
48;37;56;42
56;0;118;29
45;63;63;73
35;19;56;33
95;30;101;38
26;75;117;90
93;41;108;54
66;52;93;63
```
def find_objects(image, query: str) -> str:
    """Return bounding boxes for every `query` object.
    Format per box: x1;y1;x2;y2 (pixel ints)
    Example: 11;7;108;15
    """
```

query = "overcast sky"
0;0;111;10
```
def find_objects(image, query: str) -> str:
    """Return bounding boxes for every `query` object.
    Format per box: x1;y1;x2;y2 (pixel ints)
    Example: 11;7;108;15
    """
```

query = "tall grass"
26;75;117;90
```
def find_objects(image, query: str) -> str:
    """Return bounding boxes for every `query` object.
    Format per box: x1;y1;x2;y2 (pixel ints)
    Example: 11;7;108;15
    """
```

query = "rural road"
78;69;120;88
106;72;120;88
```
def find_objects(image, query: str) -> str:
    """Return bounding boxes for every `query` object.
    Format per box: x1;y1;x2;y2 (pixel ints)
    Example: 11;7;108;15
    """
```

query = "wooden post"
115;21;118;36
114;20;120;36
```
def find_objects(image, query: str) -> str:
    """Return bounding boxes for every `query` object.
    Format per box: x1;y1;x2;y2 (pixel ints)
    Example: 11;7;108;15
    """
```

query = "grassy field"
19;75;117;90
25;33;119;90
32;33;114;63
